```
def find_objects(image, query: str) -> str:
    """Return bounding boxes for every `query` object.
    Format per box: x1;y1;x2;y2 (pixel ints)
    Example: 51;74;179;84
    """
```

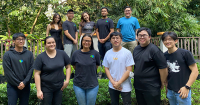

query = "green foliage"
0;79;200;104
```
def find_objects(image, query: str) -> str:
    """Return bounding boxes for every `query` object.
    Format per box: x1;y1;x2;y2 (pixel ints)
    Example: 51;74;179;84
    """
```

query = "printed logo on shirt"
74;24;76;26
19;60;23;63
167;60;180;73
113;57;118;60
106;20;108;22
90;55;94;58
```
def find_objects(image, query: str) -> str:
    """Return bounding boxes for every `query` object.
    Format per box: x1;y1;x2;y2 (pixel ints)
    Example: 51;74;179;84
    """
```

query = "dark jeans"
109;88;131;105
98;41;112;60
135;89;161;105
41;89;63;105
7;83;30;105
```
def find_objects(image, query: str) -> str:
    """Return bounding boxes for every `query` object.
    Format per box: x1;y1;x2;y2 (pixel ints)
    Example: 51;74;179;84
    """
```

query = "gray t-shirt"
62;20;77;44
71;49;100;89
80;21;95;34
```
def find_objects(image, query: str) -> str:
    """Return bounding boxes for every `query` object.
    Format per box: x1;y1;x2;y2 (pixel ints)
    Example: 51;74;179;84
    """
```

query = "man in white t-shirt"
103;32;134;105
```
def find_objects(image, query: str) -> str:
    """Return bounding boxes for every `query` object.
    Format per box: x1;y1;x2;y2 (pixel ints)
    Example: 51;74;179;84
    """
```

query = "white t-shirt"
102;47;134;92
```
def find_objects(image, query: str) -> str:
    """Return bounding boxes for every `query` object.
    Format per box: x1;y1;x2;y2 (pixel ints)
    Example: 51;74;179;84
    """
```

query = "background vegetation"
0;0;200;38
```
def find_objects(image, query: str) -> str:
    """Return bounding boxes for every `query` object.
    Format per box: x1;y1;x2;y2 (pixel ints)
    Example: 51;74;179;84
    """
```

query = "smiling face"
137;30;151;47
54;15;60;23
110;35;122;48
45;37;56;51
82;36;92;49
163;36;178;49
101;8;108;17
124;8;132;18
13;36;25;48
67;11;74;20
83;13;90;22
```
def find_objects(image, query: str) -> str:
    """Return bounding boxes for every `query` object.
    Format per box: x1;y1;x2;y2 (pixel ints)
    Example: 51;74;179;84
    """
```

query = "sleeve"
75;24;77;32
62;22;68;31
135;18;140;29
93;22;96;27
109;19;114;28
63;51;71;66
3;53;21;86
184;50;196;66
95;51;100;65
33;55;43;71
116;19;121;29
125;51;135;67
71;52;76;65
102;53;109;68
152;51;168;69
96;21;99;29
23;52;34;85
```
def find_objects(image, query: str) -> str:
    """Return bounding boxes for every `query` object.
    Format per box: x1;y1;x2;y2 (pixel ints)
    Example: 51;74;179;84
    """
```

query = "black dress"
49;29;64;50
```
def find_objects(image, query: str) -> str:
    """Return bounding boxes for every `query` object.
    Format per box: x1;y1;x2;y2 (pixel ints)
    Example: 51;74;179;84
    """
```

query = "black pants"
135;89;161;105
41;89;63;105
7;83;30;105
109;88;131;105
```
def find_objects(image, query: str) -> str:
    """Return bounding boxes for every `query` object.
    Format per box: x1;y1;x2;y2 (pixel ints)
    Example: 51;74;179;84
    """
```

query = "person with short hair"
63;9;78;57
161;32;199;105
71;34;100;105
117;6;140;54
103;32;134;105
46;13;64;50
96;7;114;60
3;33;34;105
34;36;71;105
133;27;168;105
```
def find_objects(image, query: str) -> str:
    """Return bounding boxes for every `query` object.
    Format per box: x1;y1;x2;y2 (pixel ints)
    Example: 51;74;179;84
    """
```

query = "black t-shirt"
62;20;77;44
71;49;100;89
164;48;195;92
96;18;114;41
133;43;167;91
33;50;70;92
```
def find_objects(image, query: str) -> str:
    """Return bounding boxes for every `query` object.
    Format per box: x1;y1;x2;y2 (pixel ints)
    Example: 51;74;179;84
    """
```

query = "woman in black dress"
46;13;64;50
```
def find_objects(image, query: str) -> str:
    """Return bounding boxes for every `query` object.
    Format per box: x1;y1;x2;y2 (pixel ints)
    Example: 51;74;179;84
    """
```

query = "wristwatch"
185;85;191;90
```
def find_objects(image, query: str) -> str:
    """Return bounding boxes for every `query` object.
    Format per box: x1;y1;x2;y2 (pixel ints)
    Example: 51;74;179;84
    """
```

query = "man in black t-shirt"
62;9;78;58
161;32;198;105
133;27;168;105
96;7;114;60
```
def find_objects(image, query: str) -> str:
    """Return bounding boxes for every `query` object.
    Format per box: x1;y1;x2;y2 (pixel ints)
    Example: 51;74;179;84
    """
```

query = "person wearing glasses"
71;34;100;105
133;27;168;105
3;33;34;105
117;6;140;54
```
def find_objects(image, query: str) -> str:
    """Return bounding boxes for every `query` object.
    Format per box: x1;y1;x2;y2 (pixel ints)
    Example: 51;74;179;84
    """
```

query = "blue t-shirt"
116;16;140;42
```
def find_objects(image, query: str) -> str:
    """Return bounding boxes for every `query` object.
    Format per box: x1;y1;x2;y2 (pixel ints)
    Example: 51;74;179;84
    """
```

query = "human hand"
73;40;78;44
113;81;122;91
101;39;106;43
61;81;69;91
37;90;43;100
178;87;189;99
18;82;25;90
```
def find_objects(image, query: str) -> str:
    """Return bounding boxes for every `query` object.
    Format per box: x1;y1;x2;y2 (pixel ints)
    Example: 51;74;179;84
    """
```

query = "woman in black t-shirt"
34;36;71;105
71;34;100;105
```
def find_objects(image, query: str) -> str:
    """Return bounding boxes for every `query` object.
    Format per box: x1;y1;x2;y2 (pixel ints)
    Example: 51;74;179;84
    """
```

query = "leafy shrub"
0;79;200;105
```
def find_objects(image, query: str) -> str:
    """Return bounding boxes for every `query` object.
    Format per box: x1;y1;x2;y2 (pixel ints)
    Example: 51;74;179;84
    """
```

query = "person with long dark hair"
79;12;96;48
71;34;100;105
46;13;64;50
34;36;71;105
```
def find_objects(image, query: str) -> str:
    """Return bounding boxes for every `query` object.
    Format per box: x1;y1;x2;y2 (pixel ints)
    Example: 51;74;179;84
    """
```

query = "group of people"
2;6;199;105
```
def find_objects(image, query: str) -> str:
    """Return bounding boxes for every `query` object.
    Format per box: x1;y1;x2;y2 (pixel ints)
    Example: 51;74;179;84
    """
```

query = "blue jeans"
7;83;30;105
73;85;99;105
98;41;112;60
167;89;191;105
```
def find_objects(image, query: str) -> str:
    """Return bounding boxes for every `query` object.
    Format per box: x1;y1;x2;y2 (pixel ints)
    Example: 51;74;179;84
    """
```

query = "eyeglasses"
83;39;92;43
138;34;149;38
111;37;120;40
16;38;25;41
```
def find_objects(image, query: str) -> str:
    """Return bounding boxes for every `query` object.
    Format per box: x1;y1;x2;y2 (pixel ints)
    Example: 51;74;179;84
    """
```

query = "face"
83;13;89;21
101;9;108;17
110;35;122;48
13;36;25;48
45;38;56;51
163;36;177;49
82;36;92;49
124;8;132;17
138;30;151;47
67;11;74;20
54;15;60;23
